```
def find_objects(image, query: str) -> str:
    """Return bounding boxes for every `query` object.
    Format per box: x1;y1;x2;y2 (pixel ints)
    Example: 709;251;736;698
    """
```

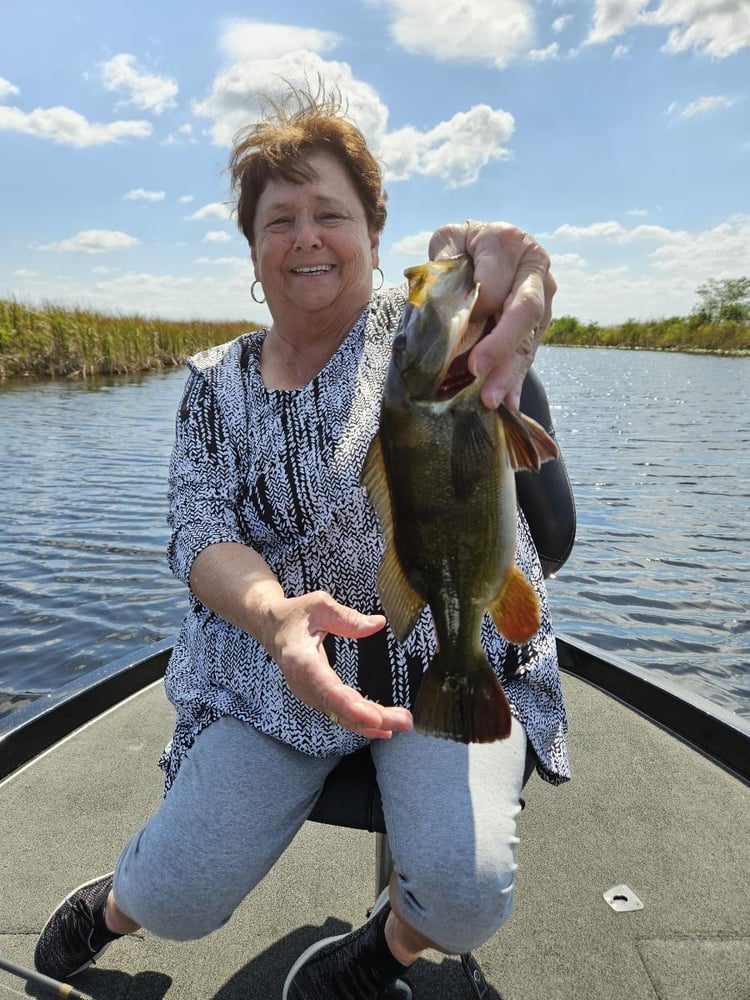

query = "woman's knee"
113;828;245;940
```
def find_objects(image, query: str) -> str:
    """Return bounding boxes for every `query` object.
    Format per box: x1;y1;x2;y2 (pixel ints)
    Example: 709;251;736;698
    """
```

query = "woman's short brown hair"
229;82;388;246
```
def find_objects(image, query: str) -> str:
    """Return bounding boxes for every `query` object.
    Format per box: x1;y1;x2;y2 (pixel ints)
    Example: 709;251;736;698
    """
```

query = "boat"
1;631;748;1000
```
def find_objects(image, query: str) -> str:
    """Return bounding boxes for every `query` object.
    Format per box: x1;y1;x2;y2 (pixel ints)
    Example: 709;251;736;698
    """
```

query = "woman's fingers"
429;221;556;409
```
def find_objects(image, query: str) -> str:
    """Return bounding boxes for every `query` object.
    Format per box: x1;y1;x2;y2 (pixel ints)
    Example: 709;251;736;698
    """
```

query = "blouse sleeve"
166;366;245;586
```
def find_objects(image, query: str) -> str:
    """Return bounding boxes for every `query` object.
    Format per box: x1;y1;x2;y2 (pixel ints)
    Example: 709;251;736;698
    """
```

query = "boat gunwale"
1;634;748;785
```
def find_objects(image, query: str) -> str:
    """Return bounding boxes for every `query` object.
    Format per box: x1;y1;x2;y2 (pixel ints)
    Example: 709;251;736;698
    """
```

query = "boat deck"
1;672;748;1000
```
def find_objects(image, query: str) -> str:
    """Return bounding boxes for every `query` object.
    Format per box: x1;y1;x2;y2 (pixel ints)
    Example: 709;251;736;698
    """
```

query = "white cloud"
193;18;510;189
381;105;515;187
586;0;750;57
552;15;573;33
178;195;194;204
551;220;679;242
38;230;140;254
586;0;645;45
0;76;20;99
648;0;750;58
529;43;560;61
546;213;750;322
124;188;166;201
13;268;39;278
387;0;536;68
390;231;433;256
0;105;151;146
164;122;197;145
218;19;340;60
679;95;738;118
204;230;232;243
193;40;387;149
613;44;630;57
193;255;247;266
189;202;233;221
101;54;178;114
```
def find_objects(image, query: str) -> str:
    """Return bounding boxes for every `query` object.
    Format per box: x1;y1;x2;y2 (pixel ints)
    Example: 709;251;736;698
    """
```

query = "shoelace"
60;897;98;958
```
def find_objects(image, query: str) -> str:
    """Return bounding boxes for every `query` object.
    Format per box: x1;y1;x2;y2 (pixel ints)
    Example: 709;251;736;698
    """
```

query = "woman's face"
251;150;380;330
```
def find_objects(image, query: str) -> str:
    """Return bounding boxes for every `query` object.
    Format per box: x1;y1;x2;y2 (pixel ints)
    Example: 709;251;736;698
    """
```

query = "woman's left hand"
429;221;556;410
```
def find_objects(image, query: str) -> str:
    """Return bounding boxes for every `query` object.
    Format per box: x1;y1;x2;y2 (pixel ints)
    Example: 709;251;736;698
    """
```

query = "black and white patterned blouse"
159;284;570;790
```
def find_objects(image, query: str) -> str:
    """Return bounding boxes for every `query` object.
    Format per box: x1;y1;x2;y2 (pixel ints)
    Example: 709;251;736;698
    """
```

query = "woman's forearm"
188;542;284;639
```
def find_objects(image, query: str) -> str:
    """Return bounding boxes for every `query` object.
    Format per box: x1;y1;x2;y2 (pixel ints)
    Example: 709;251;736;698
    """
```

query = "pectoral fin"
488;564;541;645
498;406;559;472
362;433;425;642
451;409;495;501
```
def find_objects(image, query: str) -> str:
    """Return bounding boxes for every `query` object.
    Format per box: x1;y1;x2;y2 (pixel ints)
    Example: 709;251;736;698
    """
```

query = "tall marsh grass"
0;299;259;380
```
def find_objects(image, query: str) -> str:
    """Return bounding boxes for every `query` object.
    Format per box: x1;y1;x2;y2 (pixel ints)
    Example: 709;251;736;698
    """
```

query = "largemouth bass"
362;255;558;743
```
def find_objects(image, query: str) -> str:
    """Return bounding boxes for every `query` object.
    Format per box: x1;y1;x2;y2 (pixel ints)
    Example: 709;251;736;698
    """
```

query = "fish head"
392;255;483;401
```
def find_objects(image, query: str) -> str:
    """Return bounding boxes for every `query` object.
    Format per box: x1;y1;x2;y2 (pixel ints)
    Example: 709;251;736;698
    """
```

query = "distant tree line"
545;277;749;354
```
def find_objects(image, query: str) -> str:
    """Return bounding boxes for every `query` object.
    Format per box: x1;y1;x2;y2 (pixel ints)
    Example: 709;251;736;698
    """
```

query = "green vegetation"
0;299;259;380
546;277;750;354
2;277;749;382
545;314;749;354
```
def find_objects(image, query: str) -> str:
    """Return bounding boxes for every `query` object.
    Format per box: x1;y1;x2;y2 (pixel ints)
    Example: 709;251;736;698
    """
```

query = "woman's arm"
189;541;412;739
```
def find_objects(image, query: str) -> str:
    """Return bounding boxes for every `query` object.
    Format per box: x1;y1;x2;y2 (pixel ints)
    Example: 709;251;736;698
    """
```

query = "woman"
34;86;569;1000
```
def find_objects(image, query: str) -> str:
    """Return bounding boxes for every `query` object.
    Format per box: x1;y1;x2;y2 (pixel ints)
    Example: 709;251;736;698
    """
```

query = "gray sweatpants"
114;716;527;954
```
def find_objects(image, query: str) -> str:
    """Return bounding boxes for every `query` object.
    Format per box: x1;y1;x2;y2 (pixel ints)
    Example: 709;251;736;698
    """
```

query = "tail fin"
412;652;512;743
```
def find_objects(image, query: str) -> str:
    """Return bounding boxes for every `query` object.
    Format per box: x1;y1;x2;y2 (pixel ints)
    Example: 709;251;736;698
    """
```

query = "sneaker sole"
36;872;115;978
281;889;391;1000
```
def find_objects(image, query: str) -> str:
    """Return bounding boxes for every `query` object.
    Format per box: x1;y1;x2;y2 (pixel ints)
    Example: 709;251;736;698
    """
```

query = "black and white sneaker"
283;891;412;1000
34;873;122;979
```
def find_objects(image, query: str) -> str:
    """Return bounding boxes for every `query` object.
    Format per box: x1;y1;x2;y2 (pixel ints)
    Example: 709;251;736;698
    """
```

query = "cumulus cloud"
386;0;536;68
192;19;514;188
101;54;178;114
0;105;151;146
549;213;750;322
192;22;387;149
586;0;645;45
649;0;750;57
390;231;434;256
124;188;166;201
550;220;678;242
529;43;560;61
381;105;515;187
218;19;340;60
38;230;140;253
586;0;750;57
204;230;232;243
0;76;20;99
189;202;233;221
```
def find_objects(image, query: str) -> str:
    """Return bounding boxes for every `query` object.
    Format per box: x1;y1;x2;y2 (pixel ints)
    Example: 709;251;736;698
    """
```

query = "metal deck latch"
603;884;644;912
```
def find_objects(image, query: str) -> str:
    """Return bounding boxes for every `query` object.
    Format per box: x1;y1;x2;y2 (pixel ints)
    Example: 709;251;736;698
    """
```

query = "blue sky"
1;0;748;326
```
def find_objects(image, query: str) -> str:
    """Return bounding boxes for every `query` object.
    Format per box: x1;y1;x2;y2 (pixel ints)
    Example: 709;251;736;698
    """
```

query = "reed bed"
546;314;750;354
0;299;258;380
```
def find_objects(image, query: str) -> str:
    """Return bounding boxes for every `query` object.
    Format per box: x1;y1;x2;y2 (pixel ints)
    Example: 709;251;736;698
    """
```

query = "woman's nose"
293;216;323;250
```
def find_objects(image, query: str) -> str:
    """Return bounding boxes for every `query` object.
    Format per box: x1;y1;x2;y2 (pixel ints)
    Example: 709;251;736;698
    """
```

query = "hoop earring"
251;280;266;305
373;267;384;292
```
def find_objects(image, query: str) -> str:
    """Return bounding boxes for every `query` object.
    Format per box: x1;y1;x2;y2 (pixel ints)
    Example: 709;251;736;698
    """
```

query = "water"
0;349;748;722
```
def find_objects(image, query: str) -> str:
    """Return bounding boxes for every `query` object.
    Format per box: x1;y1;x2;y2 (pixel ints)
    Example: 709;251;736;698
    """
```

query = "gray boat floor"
1;673;748;1000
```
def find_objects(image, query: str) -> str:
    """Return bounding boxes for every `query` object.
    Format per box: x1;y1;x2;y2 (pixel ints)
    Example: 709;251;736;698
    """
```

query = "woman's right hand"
256;590;414;739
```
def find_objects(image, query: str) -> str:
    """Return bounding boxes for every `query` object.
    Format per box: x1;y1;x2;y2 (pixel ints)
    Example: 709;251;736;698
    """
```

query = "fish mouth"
436;315;494;401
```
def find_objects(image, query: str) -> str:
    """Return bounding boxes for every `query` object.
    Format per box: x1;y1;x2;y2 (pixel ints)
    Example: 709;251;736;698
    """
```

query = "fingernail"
483;387;502;409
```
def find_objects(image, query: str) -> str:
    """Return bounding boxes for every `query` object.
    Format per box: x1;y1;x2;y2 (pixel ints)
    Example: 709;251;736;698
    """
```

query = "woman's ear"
370;233;380;270
250;245;258;277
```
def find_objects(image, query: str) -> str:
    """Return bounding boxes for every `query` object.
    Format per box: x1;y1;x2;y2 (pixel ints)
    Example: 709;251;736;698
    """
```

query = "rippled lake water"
0;348;748;721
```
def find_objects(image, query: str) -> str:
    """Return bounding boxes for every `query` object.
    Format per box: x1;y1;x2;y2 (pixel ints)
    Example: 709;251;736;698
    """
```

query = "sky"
1;0;748;327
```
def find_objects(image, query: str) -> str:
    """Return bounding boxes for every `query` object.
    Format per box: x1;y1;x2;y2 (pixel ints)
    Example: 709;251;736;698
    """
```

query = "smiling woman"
33;81;562;1000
